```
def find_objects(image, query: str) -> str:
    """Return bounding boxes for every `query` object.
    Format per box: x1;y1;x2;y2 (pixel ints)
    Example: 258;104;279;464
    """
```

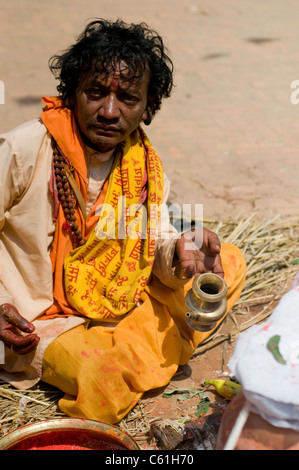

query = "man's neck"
85;145;115;163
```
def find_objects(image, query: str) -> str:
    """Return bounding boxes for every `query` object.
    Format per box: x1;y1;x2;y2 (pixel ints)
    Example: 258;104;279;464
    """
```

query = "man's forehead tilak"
84;60;148;91
110;69;120;90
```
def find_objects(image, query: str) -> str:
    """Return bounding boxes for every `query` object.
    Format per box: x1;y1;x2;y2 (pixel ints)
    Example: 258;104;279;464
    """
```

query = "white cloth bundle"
229;270;299;430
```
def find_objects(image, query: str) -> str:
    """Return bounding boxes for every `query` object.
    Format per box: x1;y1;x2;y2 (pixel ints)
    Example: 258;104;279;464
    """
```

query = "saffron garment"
63;129;164;320
39;97;165;321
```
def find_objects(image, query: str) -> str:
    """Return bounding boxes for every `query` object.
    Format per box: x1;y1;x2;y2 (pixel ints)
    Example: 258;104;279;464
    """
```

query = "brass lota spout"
185;273;228;332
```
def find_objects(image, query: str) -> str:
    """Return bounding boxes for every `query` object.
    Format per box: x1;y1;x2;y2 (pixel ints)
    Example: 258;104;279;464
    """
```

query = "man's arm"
152;175;224;287
175;228;224;279
0;136;40;353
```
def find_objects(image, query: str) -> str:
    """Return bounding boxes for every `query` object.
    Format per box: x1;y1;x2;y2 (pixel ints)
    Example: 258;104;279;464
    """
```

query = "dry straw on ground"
0;213;298;441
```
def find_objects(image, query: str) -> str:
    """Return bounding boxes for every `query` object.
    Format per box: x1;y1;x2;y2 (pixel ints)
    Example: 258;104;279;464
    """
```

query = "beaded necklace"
52;140;87;249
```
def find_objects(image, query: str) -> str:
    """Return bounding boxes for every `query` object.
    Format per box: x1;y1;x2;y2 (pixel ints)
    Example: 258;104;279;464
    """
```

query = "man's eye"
86;89;104;98
121;93;138;103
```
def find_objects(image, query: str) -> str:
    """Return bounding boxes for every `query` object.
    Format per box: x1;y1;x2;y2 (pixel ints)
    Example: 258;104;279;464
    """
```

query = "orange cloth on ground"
42;242;246;424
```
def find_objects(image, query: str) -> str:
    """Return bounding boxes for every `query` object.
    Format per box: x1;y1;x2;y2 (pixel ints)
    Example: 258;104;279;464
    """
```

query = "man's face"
72;61;150;153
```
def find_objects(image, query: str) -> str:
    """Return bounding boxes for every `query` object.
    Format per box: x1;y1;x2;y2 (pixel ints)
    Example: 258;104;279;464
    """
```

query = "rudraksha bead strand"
52;142;86;249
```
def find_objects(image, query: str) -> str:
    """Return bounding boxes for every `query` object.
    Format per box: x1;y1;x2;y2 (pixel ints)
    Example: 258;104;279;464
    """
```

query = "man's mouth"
91;123;121;133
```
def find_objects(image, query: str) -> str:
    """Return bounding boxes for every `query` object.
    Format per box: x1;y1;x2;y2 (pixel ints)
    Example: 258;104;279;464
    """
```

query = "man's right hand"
0;304;40;355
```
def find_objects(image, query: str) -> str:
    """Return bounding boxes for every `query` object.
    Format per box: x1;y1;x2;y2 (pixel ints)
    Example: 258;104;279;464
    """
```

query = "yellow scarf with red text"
64;128;164;320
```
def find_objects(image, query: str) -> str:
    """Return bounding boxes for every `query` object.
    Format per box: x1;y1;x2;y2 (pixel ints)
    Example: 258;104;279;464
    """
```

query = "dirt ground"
0;0;299;450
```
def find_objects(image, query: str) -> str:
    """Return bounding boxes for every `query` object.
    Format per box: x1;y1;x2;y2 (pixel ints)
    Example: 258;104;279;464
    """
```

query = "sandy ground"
1;0;299;221
0;0;299;449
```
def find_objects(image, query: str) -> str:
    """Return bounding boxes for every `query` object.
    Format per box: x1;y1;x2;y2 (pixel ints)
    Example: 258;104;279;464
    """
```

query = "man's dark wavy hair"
49;18;174;119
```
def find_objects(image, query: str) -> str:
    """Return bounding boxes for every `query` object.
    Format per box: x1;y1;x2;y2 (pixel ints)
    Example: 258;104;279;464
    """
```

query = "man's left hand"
175;228;224;279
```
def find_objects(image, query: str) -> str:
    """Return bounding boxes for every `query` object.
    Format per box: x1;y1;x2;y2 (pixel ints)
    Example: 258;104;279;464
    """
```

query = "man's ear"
143;100;154;126
65;96;75;109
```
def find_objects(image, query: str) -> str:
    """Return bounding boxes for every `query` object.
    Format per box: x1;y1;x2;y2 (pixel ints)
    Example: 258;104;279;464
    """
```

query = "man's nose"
97;94;120;120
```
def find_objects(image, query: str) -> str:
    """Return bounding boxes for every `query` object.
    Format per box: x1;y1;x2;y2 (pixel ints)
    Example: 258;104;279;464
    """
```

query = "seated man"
0;19;246;423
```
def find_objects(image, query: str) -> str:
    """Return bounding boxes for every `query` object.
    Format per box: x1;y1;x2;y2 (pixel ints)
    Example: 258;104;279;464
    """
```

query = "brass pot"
0;418;139;450
185;273;228;332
